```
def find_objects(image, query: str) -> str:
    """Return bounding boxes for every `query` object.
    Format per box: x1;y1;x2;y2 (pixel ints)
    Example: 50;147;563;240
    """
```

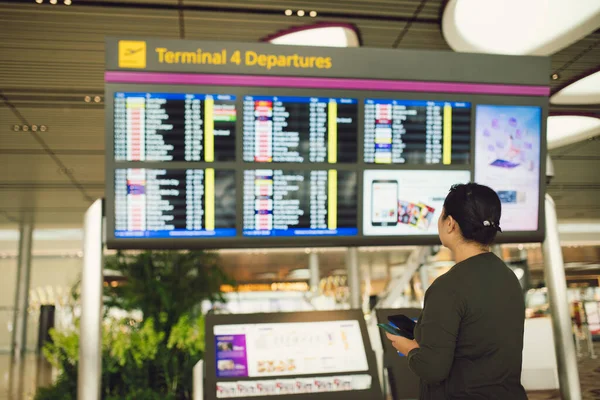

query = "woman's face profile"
438;207;455;248
438;207;447;246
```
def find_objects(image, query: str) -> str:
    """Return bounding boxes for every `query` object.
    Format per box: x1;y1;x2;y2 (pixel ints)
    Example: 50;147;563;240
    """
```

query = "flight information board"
242;96;358;163
243;169;357;237
114;168;236;238
364;99;471;164
113;93;237;162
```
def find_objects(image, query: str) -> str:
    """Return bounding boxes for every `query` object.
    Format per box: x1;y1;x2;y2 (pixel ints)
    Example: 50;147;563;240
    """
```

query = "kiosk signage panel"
205;311;382;400
105;38;550;248
214;320;369;378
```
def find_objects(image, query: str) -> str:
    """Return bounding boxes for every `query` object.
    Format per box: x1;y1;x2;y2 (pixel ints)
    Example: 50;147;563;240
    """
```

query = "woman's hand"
385;332;420;355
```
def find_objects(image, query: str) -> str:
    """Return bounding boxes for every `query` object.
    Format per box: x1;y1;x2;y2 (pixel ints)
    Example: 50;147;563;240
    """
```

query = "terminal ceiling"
0;0;598;227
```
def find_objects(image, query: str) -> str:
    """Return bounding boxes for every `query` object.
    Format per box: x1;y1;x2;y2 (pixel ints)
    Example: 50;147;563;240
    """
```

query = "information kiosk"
375;308;422;400
204;311;382;400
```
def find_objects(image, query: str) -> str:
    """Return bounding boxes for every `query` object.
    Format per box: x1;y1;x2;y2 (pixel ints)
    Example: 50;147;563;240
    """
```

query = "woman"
386;183;527;399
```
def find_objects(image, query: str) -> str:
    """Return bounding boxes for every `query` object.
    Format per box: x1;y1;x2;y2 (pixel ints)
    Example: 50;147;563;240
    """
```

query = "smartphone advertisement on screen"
474;105;542;232
363;170;471;236
371;180;398;227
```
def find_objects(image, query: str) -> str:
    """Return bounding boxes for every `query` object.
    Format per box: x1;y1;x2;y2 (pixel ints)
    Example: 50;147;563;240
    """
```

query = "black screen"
243;169;357;237
242;96;358;163
114;168;236;239
114;92;236;162
364;99;471;164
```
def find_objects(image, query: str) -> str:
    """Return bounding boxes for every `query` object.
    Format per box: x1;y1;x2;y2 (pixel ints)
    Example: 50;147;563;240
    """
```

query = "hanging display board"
105;38;550;249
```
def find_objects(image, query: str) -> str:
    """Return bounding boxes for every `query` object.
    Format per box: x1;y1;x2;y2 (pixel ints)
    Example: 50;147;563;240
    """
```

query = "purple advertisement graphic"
215;335;249;378
474;105;541;232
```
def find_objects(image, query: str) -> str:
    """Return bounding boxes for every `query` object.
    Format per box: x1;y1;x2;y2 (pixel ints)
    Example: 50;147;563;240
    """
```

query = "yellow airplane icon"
125;47;144;56
118;41;146;69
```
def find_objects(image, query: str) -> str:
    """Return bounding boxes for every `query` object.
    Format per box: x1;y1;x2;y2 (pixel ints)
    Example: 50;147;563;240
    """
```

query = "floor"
0;346;598;400
528;342;600;399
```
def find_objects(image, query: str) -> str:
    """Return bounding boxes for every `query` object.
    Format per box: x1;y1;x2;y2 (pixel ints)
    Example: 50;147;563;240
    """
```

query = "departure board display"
114;93;236;162
114;168;236;238
242;96;358;163
364;100;471;164
243;170;357;237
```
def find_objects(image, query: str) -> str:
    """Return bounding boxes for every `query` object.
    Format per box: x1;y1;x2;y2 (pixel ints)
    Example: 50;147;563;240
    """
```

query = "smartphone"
377;323;401;336
371;180;398;226
388;314;416;340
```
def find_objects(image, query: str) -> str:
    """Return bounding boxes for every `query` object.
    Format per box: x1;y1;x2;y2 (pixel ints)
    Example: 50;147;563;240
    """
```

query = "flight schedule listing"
114;92;236;162
242;96;358;163
114;168;236;239
364;99;471;165
243;169;357;237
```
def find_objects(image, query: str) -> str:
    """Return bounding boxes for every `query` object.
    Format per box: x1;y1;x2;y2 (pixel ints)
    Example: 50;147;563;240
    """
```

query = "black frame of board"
204;310;383;400
105;82;548;249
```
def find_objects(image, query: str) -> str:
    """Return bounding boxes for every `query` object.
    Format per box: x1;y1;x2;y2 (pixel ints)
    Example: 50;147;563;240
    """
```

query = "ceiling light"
64;0;71;4
297;10;305;17
547;115;600;150
309;11;317;17
22;125;29;132
551;73;560;80
50;0;57;4
94;96;101;103
267;24;360;47
31;125;38;132
551;70;600;105
84;96;91;102
284;9;292;16
13;125;20;132
40;125;47;132
442;0;600;55
35;0;43;3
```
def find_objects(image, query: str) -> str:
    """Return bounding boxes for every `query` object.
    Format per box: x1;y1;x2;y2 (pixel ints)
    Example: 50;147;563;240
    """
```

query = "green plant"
36;250;232;400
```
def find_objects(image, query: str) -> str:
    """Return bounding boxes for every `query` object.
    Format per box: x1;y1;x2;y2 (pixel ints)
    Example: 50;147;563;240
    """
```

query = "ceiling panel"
548;138;600;219
0;0;598;228
0;106;104;151
0;154;103;185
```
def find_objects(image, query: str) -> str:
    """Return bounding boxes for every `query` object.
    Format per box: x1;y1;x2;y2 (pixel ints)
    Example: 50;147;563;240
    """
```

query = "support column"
419;265;430;293
78;200;104;400
11;218;33;360
542;194;581;400
346;247;360;309
309;251;320;293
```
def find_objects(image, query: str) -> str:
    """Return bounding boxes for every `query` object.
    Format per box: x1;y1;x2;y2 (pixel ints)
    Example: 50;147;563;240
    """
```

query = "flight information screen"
242;96;358;163
113;93;237;162
114;168;236;238
243;169;357;237
364;99;471;164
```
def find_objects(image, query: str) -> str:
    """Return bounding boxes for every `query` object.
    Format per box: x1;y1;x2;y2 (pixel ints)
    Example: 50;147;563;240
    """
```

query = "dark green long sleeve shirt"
408;252;527;399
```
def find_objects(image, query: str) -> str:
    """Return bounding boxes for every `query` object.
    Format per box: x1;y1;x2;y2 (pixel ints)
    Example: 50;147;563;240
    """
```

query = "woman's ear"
447;215;458;234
